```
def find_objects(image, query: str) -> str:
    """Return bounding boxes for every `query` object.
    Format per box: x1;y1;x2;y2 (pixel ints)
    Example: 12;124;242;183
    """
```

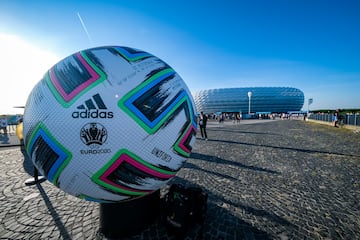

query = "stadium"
193;87;304;114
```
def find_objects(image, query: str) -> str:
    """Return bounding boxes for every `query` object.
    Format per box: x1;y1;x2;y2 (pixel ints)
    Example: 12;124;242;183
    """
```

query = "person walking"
236;113;241;125
0;116;8;135
199;112;208;140
332;112;338;127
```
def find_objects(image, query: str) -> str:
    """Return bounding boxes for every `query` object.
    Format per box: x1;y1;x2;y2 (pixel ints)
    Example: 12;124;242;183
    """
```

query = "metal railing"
308;113;360;127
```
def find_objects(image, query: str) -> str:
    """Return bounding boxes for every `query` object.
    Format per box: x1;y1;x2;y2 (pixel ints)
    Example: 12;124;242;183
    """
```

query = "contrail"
77;12;93;44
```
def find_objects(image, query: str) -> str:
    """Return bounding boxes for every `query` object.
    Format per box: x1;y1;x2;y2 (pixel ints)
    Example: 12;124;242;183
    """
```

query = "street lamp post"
247;91;252;115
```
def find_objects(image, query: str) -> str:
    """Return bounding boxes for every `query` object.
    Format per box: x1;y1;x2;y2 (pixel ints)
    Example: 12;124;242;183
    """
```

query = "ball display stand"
99;189;161;239
24;167;46;186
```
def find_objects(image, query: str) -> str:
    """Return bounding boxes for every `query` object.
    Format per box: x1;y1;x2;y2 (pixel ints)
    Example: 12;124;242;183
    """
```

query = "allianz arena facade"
193;87;304;113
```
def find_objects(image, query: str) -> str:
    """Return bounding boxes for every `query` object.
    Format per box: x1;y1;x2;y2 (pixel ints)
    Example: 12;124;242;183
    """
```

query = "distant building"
193;87;304;113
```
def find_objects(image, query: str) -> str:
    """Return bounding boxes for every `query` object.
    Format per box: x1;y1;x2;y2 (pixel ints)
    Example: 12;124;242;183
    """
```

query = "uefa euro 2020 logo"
80;122;107;148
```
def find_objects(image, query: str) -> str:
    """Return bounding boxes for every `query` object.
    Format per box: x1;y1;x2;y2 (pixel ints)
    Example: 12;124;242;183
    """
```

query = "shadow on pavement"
190;152;280;174
168;176;273;239
208;137;360;158
36;184;72;240
208;127;281;136
219;195;294;228
184;161;240;182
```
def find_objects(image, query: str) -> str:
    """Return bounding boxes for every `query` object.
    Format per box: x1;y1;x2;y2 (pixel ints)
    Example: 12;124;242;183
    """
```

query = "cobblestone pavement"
0;120;359;239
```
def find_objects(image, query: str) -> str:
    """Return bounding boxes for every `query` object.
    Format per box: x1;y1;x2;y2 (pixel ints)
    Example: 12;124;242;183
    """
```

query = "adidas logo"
72;94;114;119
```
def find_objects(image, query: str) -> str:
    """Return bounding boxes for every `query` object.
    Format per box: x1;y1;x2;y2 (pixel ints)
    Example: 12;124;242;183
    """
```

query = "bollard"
99;189;160;238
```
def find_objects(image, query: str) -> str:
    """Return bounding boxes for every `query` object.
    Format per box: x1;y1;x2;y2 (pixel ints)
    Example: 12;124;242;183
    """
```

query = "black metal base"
99;189;161;239
24;176;46;186
24;167;46;186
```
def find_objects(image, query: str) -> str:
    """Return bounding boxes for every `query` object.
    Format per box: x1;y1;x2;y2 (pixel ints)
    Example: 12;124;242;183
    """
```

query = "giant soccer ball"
23;46;197;202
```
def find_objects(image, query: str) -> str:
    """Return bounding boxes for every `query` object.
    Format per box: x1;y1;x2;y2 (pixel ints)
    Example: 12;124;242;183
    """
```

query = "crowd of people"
0;117;8;134
0;115;23;135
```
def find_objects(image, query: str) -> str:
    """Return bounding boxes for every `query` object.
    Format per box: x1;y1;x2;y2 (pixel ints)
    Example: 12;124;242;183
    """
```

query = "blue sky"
1;0;359;114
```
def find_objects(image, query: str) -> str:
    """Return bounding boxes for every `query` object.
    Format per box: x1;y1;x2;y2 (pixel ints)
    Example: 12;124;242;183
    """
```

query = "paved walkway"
1;119;360;239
